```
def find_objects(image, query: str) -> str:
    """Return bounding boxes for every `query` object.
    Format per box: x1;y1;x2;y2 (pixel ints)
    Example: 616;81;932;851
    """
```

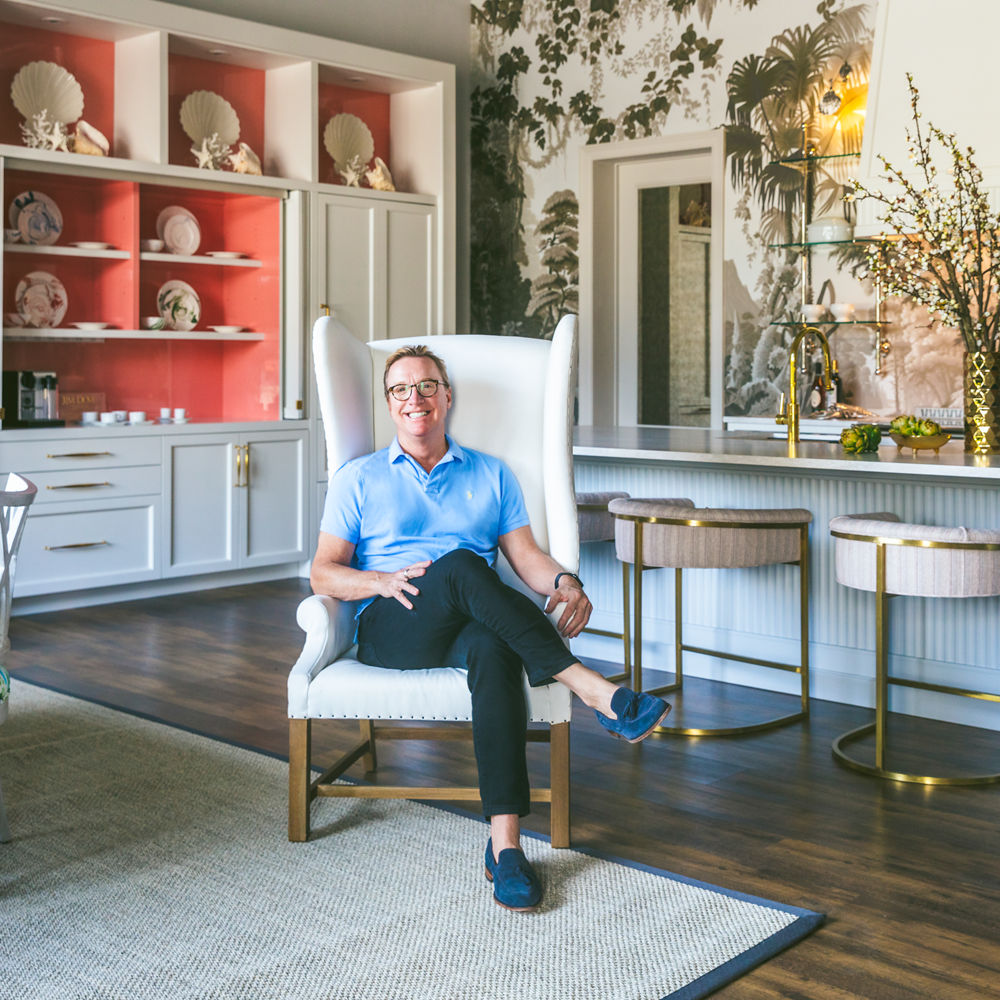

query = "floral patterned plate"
15;270;68;327
156;279;200;331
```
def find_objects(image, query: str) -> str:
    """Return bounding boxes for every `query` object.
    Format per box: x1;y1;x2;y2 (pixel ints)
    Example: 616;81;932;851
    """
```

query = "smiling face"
384;354;452;453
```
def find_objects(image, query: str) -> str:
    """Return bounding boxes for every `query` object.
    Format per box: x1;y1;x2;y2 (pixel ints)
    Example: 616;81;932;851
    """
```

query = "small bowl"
143;316;165;330
800;304;828;322
829;302;856;322
889;432;951;454
140;239;165;252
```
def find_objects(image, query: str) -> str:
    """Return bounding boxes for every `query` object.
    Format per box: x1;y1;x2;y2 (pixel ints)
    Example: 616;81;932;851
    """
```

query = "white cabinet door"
242;429;307;567
319;193;435;342
164;429;307;577
164;434;238;577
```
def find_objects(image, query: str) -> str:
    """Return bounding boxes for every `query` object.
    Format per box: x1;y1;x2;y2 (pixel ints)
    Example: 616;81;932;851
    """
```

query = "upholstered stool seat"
575;491;630;681
610;498;813;736
829;513;1000;784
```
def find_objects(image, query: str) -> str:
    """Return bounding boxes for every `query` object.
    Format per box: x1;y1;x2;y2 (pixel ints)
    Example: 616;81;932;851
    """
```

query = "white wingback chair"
289;316;578;846
1;473;37;843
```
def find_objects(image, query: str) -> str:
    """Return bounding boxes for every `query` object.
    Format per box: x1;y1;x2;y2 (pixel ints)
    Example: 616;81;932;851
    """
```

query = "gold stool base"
832;721;1000;786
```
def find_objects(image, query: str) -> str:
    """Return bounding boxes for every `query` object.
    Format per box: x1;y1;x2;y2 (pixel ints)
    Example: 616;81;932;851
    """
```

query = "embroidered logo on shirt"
466;490;474;500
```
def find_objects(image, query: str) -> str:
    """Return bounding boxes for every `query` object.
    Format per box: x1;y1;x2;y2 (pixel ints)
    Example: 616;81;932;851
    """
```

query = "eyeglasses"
386;379;449;401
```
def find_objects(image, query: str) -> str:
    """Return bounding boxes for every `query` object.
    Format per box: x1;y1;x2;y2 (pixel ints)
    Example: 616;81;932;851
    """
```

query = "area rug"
0;680;823;1000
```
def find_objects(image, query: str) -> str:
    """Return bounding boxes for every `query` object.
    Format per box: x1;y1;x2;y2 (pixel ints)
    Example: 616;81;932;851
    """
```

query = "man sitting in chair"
311;344;670;912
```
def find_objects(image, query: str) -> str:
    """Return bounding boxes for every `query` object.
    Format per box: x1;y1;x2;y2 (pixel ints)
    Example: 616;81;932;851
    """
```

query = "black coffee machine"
2;370;65;428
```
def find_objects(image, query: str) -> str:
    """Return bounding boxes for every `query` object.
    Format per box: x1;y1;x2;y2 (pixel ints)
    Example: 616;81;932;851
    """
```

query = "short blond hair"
383;344;450;394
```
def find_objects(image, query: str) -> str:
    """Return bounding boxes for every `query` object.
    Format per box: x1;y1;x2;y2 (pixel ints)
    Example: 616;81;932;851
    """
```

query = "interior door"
615;151;714;427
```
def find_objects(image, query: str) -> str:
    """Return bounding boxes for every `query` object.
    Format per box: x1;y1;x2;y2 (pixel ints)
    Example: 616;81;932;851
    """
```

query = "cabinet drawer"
14;499;159;597
0;436;159;474
30;465;161;504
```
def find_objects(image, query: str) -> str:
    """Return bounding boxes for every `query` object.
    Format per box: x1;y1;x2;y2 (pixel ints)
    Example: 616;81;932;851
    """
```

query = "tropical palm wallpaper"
470;0;963;419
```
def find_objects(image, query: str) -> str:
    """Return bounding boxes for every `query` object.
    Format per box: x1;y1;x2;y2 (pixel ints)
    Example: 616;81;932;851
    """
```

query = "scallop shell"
323;113;374;171
72;120;109;156
179;90;240;146
11;61;84;124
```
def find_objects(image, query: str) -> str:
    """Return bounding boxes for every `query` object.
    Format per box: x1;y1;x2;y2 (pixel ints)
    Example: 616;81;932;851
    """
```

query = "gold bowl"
889;431;951;454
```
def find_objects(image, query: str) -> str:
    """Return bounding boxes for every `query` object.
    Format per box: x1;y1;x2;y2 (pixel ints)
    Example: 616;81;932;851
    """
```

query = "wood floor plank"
6;578;1000;999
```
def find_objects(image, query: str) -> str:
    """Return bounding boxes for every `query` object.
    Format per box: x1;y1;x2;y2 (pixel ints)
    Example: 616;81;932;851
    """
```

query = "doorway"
579;129;724;428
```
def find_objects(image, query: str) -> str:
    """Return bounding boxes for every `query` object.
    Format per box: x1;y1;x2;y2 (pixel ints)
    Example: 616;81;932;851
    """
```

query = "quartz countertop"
573;426;1000;482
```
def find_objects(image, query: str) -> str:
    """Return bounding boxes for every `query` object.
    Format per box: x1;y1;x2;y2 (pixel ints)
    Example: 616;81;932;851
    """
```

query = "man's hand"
545;579;592;638
377;560;432;609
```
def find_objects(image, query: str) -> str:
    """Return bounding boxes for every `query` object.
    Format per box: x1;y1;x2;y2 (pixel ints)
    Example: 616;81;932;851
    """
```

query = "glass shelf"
771;320;887;328
776;150;861;165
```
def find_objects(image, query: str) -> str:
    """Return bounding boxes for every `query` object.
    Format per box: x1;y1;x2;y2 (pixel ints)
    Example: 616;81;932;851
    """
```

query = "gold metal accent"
234;444;245;487
44;540;109;550
964;350;1000;454
775;325;832;442
614;512;810;736
576;500;630;684
320;303;331;316
242;444;250;487
830;528;1000;785
46;451;113;459
46;482;111;490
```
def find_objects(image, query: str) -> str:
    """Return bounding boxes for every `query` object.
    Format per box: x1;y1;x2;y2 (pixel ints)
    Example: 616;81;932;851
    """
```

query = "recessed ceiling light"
347;75;366;83
42;15;64;22
209;48;228;56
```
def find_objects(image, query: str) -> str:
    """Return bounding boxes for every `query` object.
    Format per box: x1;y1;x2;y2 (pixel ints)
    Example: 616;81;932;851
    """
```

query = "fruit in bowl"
840;423;882;454
888;414;950;453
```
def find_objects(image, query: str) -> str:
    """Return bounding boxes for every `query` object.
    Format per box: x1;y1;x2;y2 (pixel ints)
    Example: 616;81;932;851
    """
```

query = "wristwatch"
553;571;584;591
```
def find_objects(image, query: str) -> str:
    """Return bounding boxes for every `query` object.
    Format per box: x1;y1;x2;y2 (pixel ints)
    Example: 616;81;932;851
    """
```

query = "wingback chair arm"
288;594;358;716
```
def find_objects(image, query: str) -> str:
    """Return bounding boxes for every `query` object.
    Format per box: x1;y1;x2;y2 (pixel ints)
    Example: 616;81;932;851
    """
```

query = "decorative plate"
156;206;201;255
71;321;111;330
15;270;68;328
208;324;245;333
10;190;63;245
70;241;113;250
205;251;246;259
156;279;200;331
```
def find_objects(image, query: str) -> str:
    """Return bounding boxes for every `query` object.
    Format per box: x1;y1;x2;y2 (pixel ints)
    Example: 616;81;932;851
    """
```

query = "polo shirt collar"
389;435;465;468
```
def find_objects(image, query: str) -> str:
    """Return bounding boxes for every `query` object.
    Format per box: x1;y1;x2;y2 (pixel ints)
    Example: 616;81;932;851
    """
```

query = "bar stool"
609;498;812;736
576;491;630;683
829;513;1000;785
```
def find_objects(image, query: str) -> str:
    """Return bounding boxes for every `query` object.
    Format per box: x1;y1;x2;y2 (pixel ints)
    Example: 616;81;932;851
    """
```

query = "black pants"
356;548;577;817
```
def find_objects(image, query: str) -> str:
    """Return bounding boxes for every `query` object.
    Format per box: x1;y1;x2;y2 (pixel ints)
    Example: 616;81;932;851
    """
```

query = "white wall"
159;0;472;331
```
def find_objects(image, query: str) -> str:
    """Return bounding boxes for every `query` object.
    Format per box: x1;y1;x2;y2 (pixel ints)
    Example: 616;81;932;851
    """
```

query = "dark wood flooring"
8;579;1000;999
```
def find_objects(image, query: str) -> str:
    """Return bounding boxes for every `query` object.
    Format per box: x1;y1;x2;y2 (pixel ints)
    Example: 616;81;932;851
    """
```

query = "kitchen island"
572;426;1000;731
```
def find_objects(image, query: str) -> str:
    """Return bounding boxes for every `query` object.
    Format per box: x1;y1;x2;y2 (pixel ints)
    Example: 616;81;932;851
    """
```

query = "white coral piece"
191;132;231;170
338;154;365;187
20;110;69;151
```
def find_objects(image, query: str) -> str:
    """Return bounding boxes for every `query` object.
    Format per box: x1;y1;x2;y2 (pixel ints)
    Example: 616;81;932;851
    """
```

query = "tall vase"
964;351;1000;454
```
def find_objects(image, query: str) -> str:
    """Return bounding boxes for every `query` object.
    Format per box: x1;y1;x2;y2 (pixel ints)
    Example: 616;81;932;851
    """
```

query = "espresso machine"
2;370;65;428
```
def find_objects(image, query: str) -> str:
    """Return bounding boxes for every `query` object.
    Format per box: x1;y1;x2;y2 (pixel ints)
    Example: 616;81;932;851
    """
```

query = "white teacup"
800;303;828;322
173;407;187;421
129;410;147;424
99;412;116;424
829;302;856;322
81;411;98;424
113;410;127;423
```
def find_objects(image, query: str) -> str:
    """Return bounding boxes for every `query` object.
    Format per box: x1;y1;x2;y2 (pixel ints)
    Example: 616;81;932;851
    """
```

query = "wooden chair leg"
360;719;377;772
288;718;311;843
549;721;570;848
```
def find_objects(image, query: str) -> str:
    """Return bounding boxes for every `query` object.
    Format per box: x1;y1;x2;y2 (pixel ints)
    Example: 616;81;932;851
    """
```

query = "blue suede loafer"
484;838;542;912
596;687;671;743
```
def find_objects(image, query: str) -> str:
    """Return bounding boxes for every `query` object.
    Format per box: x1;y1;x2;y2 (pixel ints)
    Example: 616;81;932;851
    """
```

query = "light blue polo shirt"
321;436;530;600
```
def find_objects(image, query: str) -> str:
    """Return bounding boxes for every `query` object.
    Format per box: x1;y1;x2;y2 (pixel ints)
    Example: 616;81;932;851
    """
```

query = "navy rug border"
12;676;826;1000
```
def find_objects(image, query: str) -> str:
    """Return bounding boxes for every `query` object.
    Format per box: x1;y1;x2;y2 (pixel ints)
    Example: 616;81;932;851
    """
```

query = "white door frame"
578;128;725;428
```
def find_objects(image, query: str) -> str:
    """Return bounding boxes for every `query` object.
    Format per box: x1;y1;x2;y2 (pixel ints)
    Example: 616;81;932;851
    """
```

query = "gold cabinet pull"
46;482;112;490
44;540;110;550
243;444;250;487
46;451;113;459
234;443;244;487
